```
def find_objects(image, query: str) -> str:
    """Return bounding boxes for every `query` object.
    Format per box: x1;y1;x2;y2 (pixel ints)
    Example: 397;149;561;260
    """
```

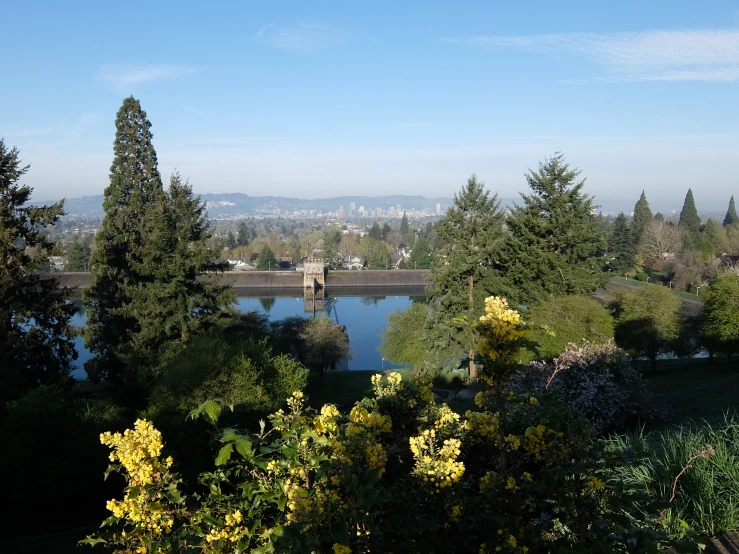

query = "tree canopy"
256;245;278;270
724;196;738;228
408;235;433;269
608;286;681;372
503;153;605;303
608;213;635;271
0;139;77;405
378;302;429;372
700;275;739;361
632;191;653;244
679;188;701;236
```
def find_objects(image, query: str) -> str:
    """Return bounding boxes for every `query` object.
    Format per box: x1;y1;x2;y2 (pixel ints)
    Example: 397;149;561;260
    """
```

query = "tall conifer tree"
0;140;77;404
426;174;507;377
504;153;605;303
400;212;410;239
678;188;701;236
608;213;635;271
632;191;652;244
84;97;167;382
127;171;232;355
724;195;738;227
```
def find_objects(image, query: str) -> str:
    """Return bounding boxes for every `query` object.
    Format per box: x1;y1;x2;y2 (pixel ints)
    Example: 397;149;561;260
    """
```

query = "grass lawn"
644;358;739;428
608;276;699;300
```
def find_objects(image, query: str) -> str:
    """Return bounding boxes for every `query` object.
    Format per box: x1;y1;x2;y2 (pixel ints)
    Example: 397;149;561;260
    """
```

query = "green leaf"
79;536;107;547
235;438;253;458
216;443;233;465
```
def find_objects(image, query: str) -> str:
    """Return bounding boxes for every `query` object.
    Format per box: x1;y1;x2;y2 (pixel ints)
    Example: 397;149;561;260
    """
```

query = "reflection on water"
70;287;428;379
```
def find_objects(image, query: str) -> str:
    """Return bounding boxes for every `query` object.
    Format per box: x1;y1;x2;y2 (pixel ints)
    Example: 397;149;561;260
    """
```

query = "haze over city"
3;0;739;211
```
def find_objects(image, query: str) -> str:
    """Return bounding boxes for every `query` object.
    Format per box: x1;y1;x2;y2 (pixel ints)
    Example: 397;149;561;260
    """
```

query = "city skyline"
2;1;739;206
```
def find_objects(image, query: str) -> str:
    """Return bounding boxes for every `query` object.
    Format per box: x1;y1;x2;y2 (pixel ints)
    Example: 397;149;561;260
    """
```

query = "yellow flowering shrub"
83;305;694;554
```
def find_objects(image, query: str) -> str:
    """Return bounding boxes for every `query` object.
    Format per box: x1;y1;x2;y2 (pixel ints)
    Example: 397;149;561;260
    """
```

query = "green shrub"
607;415;739;536
635;272;649;282
521;295;614;362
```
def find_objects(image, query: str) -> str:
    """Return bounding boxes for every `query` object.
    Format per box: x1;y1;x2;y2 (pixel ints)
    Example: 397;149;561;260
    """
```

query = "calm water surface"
70;292;425;379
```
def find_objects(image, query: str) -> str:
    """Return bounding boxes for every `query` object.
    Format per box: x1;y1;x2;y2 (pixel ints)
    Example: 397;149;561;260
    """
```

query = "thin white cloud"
96;64;195;89
7;127;54;137
255;21;342;53
447;29;739;82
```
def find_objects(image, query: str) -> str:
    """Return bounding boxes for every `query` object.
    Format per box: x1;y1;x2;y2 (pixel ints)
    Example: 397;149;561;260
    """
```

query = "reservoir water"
70;288;427;379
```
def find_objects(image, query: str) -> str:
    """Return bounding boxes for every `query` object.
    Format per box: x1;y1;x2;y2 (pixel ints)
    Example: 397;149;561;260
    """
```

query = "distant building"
49;256;65;272
376;208;383;217
436;203;441;216
349;201;356;215
338;205;346;219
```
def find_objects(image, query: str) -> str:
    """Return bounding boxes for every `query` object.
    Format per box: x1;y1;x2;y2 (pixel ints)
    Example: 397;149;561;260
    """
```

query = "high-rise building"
338;205;346;219
435;203;441;216
376;208;383;217
349;201;356;215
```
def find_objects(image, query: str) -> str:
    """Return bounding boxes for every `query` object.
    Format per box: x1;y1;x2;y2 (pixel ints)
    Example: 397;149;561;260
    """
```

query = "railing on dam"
44;270;432;290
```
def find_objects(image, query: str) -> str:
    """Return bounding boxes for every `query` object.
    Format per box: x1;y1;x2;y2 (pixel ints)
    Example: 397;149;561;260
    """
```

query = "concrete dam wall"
47;270;431;290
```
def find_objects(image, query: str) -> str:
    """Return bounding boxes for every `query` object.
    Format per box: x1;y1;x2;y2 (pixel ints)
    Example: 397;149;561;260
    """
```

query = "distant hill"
42;193;463;219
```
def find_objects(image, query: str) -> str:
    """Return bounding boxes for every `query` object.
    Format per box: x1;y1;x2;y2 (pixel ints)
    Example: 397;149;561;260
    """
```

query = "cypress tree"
678;188;701;236
632;191;653;244
400;212;410;239
84;96;167;382
504;153;605;303
368;222;382;240
0;140;77;405
724;195;738;227
237;221;251;246
426;174;507;377
608;213;635;271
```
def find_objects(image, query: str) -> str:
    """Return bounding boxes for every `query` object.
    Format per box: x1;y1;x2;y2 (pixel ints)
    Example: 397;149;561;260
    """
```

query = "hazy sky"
2;0;738;212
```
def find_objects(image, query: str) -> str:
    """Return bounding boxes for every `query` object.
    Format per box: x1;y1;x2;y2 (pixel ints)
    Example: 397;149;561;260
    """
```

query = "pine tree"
84;96;167;382
608;213;635;271
256;245;278;270
426;174;507;377
0;140;77;405
724;196;738;227
679;188;701;236
133;171;232;347
408;235;433;269
632;191;653;244
400;212;410;239
66;239;91;271
504;153;605;303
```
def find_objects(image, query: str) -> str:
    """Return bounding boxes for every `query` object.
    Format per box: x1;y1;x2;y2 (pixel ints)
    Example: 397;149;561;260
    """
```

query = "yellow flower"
529;396;538;406
333;544;352;554
508;535;517;548
586;476;605;490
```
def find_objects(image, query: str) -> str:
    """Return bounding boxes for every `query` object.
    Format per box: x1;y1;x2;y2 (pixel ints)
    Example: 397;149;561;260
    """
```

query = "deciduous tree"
700;275;739;361
638;220;682;261
299;316;350;380
378;302;429;373
608;286;681;372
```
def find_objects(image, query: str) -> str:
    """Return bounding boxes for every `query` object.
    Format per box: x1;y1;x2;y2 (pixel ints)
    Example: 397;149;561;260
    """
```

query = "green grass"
608;277;699;300
645;359;739;428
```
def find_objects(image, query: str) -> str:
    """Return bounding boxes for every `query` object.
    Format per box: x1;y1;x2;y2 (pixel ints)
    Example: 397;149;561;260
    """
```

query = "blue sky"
2;0;738;212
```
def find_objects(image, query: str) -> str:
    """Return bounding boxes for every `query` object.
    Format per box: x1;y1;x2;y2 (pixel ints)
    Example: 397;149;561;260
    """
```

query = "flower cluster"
371;371;403;398
522;424;558;461
204;510;245;544
314;403;340;435
464;410;501;445
99;420;177;537
409;429;465;492
478;296;526;358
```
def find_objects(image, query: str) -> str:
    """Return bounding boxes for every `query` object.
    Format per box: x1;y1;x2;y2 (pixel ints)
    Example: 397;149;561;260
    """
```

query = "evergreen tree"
400;212;410;239
237;221;251;246
426;174;507;377
632;191;653;244
724;195;738;227
66;239;91;271
381;222;392;241
323;225;342;268
504;153;605;303
368;222;382;240
408;235;433;269
84;96;168;382
256;245;278;270
679;188;701;236
226;231;236;249
608;213;635;271
135;171;232;347
654;212;664;222
0;140;77;405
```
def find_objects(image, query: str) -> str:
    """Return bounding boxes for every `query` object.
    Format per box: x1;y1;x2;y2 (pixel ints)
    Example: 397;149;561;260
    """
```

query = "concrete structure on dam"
47;269;431;290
